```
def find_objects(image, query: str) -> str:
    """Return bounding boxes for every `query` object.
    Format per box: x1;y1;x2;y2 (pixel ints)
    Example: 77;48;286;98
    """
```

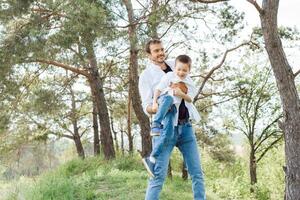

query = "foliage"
0;147;284;200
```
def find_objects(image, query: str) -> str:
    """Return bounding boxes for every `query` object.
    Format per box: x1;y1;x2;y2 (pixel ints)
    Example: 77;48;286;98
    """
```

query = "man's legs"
145;105;176;200
145;136;174;200
176;123;206;200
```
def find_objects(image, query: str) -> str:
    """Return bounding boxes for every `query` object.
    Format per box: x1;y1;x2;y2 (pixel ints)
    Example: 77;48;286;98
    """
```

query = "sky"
232;0;300;71
210;0;300;145
232;0;300;28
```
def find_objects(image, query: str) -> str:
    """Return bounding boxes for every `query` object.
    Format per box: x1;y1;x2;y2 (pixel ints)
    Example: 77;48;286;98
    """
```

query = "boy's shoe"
142;157;155;178
151;126;161;135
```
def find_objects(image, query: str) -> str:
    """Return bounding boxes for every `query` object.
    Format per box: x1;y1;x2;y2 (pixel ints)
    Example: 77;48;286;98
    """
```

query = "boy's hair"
175;55;192;69
145;39;162;54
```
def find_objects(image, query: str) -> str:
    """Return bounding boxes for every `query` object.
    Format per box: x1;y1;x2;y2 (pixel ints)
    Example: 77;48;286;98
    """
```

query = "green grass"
2;147;284;200
17;154;218;200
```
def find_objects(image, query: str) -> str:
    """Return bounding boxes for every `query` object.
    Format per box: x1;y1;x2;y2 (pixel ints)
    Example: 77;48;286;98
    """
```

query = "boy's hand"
173;88;184;97
152;102;158;113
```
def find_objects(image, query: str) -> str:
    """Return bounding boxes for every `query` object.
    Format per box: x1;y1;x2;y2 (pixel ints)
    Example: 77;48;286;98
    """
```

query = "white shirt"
138;60;201;124
155;71;201;124
139;60;175;115
156;71;194;105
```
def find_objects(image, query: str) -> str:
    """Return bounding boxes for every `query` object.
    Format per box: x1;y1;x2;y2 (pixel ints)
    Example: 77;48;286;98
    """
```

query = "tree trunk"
92;99;100;156
86;41;115;160
121;123;125;155
73;133;85;159
111;117;119;152
182;161;188;180
70;84;85;159
127;87;133;153
261;1;300;199
123;0;151;157
249;147;257;192
109;76;119;152
148;0;159;38
168;160;172;179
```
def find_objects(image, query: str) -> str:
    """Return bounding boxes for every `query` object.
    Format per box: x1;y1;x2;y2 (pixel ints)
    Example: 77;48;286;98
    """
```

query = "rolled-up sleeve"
187;78;198;100
139;71;152;115
155;74;169;92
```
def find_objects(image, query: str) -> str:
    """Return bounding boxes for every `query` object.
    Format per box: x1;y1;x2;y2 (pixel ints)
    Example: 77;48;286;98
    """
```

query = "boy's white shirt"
138;60;201;125
156;72;201;125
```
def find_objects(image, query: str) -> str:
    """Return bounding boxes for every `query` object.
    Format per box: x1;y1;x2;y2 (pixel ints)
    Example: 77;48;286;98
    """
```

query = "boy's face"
175;61;190;79
148;43;166;64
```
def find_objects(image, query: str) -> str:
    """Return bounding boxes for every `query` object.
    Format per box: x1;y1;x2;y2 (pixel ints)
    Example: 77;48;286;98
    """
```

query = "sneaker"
142;157;155;178
151;126;161;135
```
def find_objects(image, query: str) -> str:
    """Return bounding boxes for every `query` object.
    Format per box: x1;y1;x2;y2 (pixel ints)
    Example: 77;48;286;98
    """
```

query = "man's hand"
152;102;158;113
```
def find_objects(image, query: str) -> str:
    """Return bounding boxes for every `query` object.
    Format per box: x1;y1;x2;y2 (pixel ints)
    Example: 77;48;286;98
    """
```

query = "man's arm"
152;89;162;113
146;105;156;115
138;71;154;115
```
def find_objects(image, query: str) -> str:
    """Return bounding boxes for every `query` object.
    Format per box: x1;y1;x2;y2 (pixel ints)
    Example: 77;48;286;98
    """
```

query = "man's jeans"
145;107;206;200
151;94;174;158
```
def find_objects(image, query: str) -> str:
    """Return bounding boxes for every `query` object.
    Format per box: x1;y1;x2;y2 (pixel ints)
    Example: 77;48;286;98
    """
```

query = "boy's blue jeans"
146;105;206;200
151;95;175;159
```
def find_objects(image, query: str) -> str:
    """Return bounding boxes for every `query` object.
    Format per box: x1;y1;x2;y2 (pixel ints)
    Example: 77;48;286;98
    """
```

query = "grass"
2;147;284;200
5;154;217;200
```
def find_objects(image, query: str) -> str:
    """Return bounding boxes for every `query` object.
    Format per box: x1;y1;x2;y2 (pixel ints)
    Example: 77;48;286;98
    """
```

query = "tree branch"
35;59;89;77
61;134;74;140
198;94;240;112
294;69;300;78
246;0;264;15
190;0;229;3
80;127;90;137
194;40;254;103
254;115;282;148
190;74;228;82
256;134;283;163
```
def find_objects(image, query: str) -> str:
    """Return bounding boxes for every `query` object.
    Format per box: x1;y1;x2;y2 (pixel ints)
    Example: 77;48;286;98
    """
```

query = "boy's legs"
151;95;174;133
143;104;176;177
176;122;206;200
150;104;176;159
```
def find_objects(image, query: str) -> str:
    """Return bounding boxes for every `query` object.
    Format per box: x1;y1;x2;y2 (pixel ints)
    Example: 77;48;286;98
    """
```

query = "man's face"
175;62;190;79
148;43;166;64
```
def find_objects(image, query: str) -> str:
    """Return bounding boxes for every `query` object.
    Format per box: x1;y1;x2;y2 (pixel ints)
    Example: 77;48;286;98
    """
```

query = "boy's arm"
151;74;169;113
173;88;192;102
174;77;197;103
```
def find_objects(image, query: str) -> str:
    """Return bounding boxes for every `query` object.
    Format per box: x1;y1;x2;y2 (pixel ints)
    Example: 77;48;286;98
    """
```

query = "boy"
142;55;200;177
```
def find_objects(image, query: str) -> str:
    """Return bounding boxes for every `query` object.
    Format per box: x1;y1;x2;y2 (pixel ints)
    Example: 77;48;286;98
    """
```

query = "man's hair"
175;55;192;69
145;39;162;54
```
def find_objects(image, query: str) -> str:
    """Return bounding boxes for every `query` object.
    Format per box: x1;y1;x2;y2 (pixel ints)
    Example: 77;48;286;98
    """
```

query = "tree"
21;71;91;159
247;1;300;198
229;65;283;191
190;0;300;198
0;0;116;159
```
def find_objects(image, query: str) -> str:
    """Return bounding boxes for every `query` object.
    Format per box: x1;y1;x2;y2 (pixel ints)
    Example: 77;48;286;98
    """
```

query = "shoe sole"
142;159;155;178
150;132;160;136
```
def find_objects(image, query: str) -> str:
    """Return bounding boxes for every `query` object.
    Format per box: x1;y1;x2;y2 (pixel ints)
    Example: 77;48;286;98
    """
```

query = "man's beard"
154;56;165;63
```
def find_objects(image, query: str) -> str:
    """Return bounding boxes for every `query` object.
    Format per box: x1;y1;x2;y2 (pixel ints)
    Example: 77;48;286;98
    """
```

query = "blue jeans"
145;109;206;200
151;95;175;158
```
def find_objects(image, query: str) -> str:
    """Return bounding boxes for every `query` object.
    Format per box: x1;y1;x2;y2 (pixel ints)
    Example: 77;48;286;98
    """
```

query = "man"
138;39;206;200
